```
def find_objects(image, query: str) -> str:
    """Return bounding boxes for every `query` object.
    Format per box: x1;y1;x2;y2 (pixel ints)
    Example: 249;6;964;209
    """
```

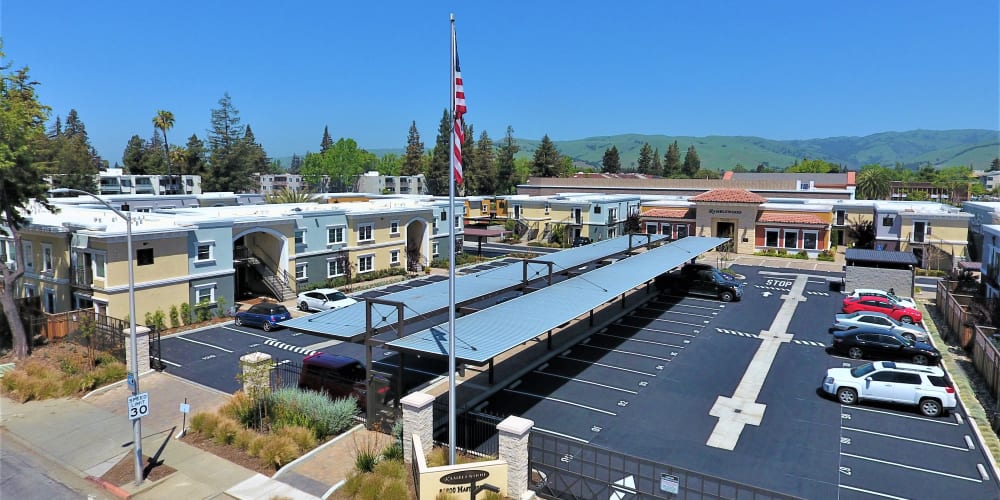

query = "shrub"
341;472;366;497
267;388;357;439
168;306;180;329
221;391;266;429
190;412;221;435
795;250;809;259
215;297;228;319
381;442;403;462
144;311;154;327
355;447;378;473
196;304;212;323
233;428;258;452
275;425;317;452
356;473;388;500
776;248;787;256
248;435;267;457
212;417;241;445
179;303;191;325
152;309;167;331
0;360;62;402
257;434;301;468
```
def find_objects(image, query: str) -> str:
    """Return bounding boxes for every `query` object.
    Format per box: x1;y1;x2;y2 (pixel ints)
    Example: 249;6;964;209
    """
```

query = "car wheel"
299;301;309;312
837;387;858;405
900;315;914;324
903;333;916;342
848;347;864;359
919;398;942;417
263;321;273;332
912;354;930;365
234;317;243;326
720;291;734;302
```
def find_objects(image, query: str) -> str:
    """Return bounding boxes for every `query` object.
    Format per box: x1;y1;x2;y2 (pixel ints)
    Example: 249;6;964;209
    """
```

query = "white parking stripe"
503;388;617;416
613;324;696;337
221;325;272;339
841;452;982;482
620;317;703;328
533;427;590;444
176;336;234;353
649;300;723;311
842;426;969;451
661;294;723;303
635;310;712;320
838;485;908;499
559;356;657;377
574;344;673;361
845;406;960;425
592;332;686;349
158;358;182;367
979;464;990;481
965;435;975;450
532;370;638;394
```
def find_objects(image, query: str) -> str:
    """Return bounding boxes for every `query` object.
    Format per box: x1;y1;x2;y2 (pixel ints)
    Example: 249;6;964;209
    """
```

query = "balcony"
70;266;93;289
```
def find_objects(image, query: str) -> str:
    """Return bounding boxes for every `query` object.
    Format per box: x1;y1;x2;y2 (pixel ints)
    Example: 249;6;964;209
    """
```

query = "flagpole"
447;12;458;466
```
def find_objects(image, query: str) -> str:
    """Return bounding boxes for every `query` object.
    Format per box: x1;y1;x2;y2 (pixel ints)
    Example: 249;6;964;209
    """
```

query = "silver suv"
822;361;956;417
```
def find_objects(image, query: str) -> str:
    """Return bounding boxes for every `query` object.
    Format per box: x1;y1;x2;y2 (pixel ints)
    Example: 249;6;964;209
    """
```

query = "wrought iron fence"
432;399;502;457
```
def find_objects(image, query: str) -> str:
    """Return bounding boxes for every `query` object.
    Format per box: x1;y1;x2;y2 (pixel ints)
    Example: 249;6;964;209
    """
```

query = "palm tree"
266;188;320;204
856;165;891;200
152;110;175;193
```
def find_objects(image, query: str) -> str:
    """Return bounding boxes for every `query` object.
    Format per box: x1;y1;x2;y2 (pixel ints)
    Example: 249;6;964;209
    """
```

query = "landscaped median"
917;301;1000;466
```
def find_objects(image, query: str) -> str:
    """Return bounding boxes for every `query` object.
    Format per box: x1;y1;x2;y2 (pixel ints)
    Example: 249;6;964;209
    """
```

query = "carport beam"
488;358;494;385
522;259;555;289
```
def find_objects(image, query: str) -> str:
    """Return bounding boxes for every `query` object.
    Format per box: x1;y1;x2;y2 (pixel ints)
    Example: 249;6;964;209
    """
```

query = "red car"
842;296;922;324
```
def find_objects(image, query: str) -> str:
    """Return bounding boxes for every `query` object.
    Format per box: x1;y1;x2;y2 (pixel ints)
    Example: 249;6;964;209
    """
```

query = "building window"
661;223;673;238
194;284;215;304
358;224;374;242
765;229;779;247
390;221;400;235
608;227;616;238
835;210;846;226
22;241;33;271
390;250;400;265
783;231;798;249
94;253;106;279
327;226;345;245
295;263;307;281
594;205;602;214
196;242;214;262
137;248;154;266
455;216;461;229
440;211;447;221
676;225;689;238
327;258;346;278
358;254;374;273
803;231;818;250
42;244;53;272
646;224;657;235
294;230;305;245
882;216;894;227
24;284;36;297
433;242;440;256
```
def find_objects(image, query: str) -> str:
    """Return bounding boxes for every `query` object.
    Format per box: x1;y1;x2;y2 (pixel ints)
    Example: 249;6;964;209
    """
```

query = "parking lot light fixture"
49;187;143;485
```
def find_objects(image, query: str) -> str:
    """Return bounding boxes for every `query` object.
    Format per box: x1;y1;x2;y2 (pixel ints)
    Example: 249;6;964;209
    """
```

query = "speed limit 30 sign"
127;393;150;421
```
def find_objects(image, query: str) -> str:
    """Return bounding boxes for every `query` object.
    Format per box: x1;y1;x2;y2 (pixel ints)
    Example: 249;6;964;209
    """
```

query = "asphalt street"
0;430;110;499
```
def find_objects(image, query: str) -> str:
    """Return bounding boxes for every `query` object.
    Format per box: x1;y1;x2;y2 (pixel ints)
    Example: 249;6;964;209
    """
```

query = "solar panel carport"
280;234;667;341
386;236;728;364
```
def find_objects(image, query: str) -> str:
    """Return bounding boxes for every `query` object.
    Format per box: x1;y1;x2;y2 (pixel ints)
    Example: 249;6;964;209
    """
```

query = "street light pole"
52;188;142;485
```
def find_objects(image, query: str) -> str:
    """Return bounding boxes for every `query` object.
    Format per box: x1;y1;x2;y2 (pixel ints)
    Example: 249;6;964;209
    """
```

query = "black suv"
297;353;389;410
657;263;744;302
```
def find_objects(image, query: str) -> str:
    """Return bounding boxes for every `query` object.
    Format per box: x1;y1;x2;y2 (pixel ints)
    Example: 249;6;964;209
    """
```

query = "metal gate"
366;369;398;431
529;431;799;500
148;327;164;371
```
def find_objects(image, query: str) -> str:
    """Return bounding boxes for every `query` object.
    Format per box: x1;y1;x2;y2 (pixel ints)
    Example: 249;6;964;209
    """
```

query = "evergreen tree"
496;125;519;194
990;157;1000;172
183;134;207;176
122;135;147;174
682;145;701;177
401;121;424;176
35;108;101;190
241;124;271;175
320;125;333;152
289;154;303;174
637;142;654;174
531;134;562;177
601;146;621;173
473;130;497;195
206;93;255;192
425;109;452;195
141;128;166;174
664;141;681;177
48;115;61;138
63;109;87;138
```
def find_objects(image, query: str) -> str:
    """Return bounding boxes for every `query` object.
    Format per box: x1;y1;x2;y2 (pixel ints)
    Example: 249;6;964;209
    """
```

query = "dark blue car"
234;303;292;332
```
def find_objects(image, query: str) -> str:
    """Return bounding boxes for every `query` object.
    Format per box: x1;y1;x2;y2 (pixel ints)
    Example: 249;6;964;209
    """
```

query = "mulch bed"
101;453;177;486
179;431;277;476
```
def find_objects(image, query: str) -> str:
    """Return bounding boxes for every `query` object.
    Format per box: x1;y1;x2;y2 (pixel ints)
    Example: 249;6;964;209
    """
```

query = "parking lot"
477;264;1000;498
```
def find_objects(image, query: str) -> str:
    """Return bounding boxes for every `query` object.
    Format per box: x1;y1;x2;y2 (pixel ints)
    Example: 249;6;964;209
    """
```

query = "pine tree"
601;146;621;173
473;130;497;195
401;121;424;176
496;126;519;194
425;109;452;195
63;109;87;138
48;115;62;138
664;141;681;177
183;134;207;176
289;154;303;174
122;135;147;174
320;126;333;152
651;148;662;176
637;142;654;174
531;135;562;177
990;157;1000;172
242;124;271;175
206;92;255;192
682;145;701;178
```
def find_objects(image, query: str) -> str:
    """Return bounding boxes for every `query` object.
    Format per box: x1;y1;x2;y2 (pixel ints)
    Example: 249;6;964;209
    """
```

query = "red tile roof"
642;208;690;219
757;212;828;225
689;189;767;204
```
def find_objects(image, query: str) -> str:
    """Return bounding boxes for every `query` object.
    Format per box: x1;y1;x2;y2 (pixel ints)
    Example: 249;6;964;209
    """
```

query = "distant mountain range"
281;129;1000;172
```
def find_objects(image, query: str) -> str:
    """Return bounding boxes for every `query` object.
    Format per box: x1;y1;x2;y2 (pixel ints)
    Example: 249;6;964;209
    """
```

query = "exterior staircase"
246;256;296;302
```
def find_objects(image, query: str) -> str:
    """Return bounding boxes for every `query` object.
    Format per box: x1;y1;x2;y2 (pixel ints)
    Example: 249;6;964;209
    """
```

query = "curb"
86;475;131;499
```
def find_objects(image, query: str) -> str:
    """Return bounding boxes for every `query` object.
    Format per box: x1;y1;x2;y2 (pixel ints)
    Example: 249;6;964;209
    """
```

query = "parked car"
830;329;940;365
297;288;357;312
297;353;389;410
572;236;592;247
847;288;917;309
829;311;928;342
821;361;956;417
234;303;292;332
657;263;744;302
842;296;922;324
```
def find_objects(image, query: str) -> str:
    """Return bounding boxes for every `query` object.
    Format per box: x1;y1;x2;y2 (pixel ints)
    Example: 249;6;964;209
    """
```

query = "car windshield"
850;363;876;378
324;291;347;301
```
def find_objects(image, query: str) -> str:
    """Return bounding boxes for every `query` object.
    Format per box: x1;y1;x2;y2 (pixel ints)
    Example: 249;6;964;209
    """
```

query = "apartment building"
96;168;202;195
982;224;1000;299
873;202;972;269
355;172;429;196
963;201;1000;262
503;194;641;244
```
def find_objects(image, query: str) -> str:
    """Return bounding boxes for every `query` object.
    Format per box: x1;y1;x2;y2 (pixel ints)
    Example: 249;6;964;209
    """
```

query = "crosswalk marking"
714;328;826;347
264;339;318;356
754;284;790;291
806;291;830;296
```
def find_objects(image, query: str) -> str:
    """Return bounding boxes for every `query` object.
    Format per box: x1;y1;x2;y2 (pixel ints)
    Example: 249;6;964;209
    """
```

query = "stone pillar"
239;352;273;398
124;325;151;374
401;392;435;463
498;415;534;499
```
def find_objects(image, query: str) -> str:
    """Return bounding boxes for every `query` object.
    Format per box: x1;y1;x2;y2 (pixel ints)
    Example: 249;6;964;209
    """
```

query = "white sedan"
848;288;917;309
297;288;357;312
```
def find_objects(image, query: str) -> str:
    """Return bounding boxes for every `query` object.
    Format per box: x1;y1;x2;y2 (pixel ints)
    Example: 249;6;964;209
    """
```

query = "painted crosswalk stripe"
264;339;318;356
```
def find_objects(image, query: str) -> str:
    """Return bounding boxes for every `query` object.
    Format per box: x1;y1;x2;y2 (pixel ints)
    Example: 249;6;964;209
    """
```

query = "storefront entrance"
716;221;736;252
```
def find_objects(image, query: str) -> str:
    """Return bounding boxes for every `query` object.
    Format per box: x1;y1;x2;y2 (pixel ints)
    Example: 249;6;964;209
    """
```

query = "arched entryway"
232;227;292;301
405;219;429;272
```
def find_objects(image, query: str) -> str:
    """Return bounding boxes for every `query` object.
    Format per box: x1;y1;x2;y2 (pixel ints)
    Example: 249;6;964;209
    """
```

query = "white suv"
822;361;956;417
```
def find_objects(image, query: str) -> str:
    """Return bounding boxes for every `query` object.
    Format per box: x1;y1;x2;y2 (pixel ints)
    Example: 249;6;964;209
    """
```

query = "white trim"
802;230;819;250
194;283;216;304
22;241;33;271
294;229;306;246
326;225;346;245
389;220;400;236
326;257;346;278
93;251;107;279
390;249;400;265
41;243;53;272
782;229;798;249
765;228;780;247
357;223;374;243
195;241;215;262
357;253;374;273
295;263;307;281
23;283;36;297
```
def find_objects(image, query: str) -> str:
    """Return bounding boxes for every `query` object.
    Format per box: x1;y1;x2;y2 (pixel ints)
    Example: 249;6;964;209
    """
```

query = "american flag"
452;32;466;185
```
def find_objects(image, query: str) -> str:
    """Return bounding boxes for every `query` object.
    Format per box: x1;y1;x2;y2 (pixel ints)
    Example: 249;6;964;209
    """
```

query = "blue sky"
2;1;998;163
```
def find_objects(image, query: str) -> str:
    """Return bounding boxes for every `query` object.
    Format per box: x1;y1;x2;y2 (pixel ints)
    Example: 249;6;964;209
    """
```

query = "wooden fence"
935;280;979;349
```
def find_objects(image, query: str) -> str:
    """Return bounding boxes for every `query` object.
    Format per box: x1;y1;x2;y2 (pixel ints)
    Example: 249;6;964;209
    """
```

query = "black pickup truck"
656;263;744;302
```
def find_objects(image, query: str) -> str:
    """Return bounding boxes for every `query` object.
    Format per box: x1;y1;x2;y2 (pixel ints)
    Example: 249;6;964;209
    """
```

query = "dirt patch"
0;340;88;366
179;431;277;476
101;453;177;486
